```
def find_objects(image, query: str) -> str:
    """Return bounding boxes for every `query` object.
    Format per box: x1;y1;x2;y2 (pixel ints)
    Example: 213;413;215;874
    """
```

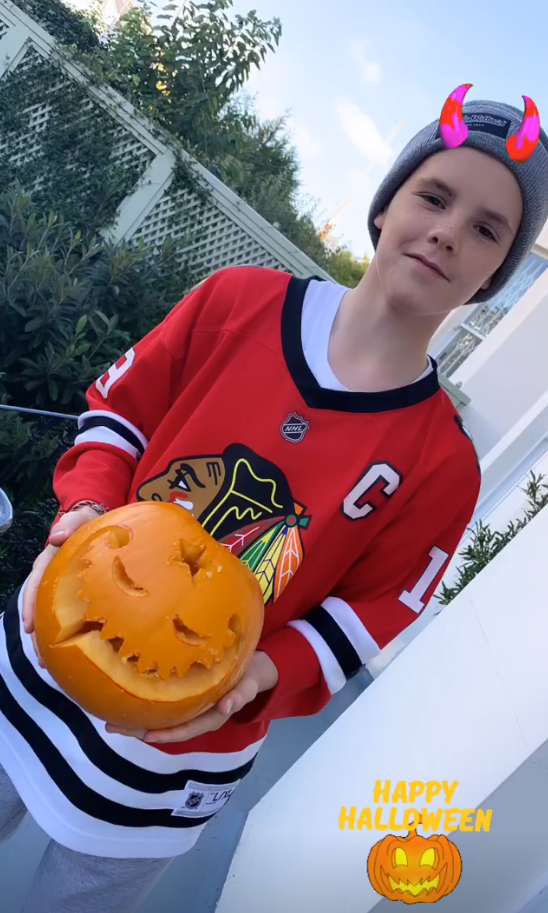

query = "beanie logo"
438;84;541;163
436;112;511;141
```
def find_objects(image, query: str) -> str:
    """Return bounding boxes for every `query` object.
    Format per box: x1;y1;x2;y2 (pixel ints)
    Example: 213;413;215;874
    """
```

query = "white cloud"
336;98;395;167
290;123;322;159
348;169;373;194
350;40;381;85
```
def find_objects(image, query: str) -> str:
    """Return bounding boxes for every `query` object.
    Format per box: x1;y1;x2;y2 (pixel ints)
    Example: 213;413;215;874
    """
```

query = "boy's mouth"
406;253;449;280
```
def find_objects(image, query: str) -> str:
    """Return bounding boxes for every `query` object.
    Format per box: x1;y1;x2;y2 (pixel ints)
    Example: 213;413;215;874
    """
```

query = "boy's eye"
419;193;444;207
478;225;497;242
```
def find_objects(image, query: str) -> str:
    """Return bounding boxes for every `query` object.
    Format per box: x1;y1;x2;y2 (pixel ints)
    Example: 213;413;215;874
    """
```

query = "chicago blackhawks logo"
137;443;311;605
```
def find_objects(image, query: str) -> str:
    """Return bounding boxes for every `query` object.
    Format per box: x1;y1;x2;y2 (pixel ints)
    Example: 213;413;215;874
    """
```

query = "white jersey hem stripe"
0;623;256;811
0;728;205;859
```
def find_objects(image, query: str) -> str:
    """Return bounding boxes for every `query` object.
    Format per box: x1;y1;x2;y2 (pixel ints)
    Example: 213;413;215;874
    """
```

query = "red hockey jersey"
52;262;481;728
0;266;481;858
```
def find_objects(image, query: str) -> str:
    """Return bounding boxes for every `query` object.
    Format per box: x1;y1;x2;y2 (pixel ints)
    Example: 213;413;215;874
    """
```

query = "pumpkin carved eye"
420;848;436;867
35;501;265;731
394;848;408;867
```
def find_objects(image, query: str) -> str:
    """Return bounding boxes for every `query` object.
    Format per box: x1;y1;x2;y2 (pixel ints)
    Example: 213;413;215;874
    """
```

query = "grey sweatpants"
0;762;174;913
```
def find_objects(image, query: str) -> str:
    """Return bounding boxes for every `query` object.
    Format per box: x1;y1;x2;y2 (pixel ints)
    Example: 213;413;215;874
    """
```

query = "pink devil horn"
439;84;473;149
506;96;541;163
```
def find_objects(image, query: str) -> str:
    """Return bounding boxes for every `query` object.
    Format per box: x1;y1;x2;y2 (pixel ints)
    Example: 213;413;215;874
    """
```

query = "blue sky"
71;0;547;260
225;0;547;260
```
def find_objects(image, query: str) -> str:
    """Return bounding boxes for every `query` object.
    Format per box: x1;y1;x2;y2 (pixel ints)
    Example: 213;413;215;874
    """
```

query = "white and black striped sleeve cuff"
74;411;148;463
288;596;381;695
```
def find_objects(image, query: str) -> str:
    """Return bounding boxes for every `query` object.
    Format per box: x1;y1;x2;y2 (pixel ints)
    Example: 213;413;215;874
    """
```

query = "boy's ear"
374;210;386;231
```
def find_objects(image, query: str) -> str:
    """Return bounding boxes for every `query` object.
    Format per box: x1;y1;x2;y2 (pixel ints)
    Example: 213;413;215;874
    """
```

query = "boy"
1;94;548;912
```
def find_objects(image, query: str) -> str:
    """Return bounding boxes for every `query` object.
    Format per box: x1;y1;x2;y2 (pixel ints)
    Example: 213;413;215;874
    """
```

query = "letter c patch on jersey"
96;348;136;400
342;462;402;520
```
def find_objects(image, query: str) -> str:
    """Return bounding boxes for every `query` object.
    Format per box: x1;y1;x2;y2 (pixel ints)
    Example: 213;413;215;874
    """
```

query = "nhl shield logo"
185;791;205;810
281;412;310;444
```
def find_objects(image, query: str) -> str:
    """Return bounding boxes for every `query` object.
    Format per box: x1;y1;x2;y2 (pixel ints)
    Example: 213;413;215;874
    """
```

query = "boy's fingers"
31;633;45;668
22;507;98;635
22;546;56;633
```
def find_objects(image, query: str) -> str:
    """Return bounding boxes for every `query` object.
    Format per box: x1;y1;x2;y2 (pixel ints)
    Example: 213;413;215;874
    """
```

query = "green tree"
102;2;367;280
324;246;369;288
11;0;368;278
103;1;282;160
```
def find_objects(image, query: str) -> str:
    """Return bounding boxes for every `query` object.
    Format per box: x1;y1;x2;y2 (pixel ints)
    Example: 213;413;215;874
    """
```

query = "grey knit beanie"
368;97;548;303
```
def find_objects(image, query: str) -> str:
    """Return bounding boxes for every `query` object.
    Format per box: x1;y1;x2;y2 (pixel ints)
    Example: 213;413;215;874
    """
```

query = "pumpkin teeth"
387;875;440;896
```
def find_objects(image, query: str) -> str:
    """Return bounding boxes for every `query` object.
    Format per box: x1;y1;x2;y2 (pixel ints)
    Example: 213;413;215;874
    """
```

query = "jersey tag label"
281;412;310;443
171;779;241;818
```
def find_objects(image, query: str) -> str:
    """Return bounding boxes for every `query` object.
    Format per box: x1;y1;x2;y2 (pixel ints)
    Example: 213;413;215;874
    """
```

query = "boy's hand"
105;651;279;743
22;505;101;667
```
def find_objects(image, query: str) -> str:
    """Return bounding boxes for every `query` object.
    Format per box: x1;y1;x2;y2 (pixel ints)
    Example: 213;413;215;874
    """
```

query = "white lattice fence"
0;43;155;197
0;0;333;282
132;185;285;275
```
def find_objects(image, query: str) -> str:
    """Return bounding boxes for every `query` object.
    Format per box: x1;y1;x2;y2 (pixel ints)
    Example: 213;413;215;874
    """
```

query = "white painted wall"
439;387;548;595
447;266;548;459
215;504;548;913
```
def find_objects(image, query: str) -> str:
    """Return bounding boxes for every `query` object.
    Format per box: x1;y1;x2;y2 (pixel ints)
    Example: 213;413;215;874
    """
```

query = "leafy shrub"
0;184;196;607
0;184;194;413
437;471;548;606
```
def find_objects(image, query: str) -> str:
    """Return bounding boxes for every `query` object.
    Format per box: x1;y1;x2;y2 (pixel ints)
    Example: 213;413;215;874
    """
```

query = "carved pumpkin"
34;501;265;730
367;818;462;904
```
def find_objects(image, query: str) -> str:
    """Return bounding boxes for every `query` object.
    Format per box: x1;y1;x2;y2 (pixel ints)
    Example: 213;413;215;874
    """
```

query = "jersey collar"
281;275;442;414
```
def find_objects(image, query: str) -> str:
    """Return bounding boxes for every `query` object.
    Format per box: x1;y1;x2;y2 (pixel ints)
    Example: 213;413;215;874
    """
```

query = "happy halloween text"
339;781;492;832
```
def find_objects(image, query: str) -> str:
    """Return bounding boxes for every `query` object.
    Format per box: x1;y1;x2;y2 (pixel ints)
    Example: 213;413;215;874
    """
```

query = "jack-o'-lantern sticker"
367;815;462;904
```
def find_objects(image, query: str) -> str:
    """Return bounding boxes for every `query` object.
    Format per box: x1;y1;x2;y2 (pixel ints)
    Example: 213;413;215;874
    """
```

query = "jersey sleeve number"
399;546;450;614
96;348;136;400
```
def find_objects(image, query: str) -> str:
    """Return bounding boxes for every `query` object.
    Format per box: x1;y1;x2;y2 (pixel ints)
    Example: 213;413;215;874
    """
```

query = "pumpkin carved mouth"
385;868;444;897
35;502;264;729
56;612;240;676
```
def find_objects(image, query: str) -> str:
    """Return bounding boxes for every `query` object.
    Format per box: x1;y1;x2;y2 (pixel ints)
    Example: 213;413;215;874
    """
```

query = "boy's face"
372;146;523;317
